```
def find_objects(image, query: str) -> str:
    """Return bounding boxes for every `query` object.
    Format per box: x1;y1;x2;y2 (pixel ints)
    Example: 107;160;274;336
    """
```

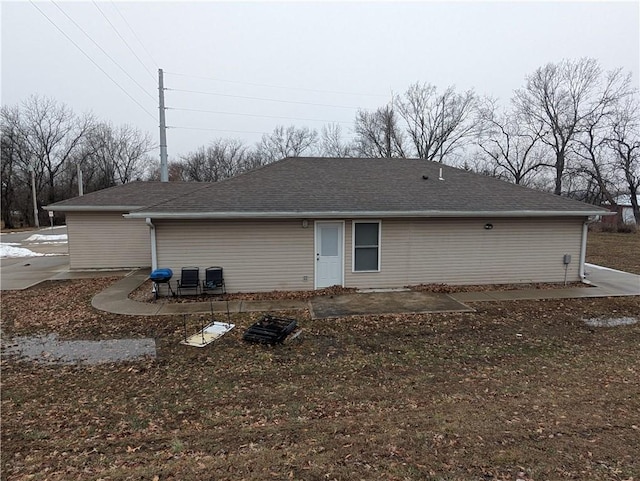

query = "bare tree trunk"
554;150;565;195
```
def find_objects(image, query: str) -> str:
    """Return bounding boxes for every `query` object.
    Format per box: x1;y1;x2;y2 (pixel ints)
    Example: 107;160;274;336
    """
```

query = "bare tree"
1;105;33;226
514;58;631;195
319;123;354;157
18;95;95;204
353;104;406;158
80;122;153;190
255;125;318;164
571;109;619;206
476;98;547;185
395;82;478;163
606;95;640;224
181;138;249;182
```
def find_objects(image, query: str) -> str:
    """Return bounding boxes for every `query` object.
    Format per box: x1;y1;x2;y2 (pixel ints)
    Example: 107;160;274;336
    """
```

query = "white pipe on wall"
579;217;598;281
146;217;158;271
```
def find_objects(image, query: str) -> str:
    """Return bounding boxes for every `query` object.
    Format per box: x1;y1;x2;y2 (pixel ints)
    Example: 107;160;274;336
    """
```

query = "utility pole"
439;96;445;163
30;166;39;228
158;68;168;182
77;163;84;196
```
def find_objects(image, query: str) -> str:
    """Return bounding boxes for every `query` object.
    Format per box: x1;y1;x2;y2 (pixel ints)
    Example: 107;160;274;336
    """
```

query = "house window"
353;221;380;272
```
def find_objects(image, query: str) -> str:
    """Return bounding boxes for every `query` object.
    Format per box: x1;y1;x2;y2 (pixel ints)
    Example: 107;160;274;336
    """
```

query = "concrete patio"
88;263;639;319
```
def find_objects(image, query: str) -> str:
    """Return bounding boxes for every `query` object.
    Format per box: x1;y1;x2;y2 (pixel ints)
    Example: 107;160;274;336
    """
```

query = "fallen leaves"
1;235;640;480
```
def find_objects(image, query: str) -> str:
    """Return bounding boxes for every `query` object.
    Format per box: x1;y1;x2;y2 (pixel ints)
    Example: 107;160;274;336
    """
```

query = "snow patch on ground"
0;244;47;258
24;234;68;243
584;317;638;327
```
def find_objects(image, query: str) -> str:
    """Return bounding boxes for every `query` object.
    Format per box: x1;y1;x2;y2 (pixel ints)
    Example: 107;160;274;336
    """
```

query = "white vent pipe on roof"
438;167;444;181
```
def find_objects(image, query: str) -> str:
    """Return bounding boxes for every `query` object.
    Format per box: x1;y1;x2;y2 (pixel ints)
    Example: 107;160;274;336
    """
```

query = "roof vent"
438;167;444;181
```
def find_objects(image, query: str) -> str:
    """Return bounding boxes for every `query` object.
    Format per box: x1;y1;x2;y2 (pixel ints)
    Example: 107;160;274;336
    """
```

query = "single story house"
112;157;607;292
46;182;208;269
602;195;640;225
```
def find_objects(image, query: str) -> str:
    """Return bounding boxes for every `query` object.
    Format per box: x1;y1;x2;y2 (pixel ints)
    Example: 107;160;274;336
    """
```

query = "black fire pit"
243;315;297;345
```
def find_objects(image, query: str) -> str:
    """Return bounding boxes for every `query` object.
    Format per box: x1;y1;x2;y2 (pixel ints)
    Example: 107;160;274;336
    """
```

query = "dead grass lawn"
587;231;640;274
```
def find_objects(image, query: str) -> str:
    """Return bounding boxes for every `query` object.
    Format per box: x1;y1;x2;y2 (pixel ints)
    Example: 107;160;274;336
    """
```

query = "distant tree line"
2;58;639;227
1;95;154;227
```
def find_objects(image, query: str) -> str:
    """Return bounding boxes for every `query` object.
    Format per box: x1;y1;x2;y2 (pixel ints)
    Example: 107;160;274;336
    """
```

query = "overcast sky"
2;1;639;161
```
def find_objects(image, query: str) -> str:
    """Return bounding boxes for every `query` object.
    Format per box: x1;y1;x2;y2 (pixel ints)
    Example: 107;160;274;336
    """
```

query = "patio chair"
202;266;226;295
177;267;201;296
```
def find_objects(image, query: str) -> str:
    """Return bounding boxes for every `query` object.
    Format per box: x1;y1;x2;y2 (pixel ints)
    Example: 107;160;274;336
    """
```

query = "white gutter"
145;217;158;271
578;216;599;281
125;210;612;220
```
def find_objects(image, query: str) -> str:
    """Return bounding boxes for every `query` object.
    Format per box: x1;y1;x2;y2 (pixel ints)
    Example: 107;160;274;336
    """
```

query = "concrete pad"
51;269;134;281
309;291;474;319
25;244;68;256
84;263;638;318
91;269;160;315
238;299;309;313
0;255;70;290
584;263;640;295
449;291;502;302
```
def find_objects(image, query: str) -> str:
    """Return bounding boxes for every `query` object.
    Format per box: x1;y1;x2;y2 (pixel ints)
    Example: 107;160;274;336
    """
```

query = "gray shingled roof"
46;181;210;211
125;157;606;219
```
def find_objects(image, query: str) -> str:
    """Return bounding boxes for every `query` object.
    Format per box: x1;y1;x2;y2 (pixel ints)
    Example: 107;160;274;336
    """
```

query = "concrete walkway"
450;263;640;303
91;263;640;318
91;269;309;316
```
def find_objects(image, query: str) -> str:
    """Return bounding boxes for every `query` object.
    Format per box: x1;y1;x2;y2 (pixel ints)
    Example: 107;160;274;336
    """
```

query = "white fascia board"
45;205;142;212
125;210;610;220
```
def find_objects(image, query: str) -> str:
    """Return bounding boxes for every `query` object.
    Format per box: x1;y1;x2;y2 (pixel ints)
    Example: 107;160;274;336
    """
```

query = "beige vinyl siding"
155;220;314;293
66;212;151;269
344;217;585;289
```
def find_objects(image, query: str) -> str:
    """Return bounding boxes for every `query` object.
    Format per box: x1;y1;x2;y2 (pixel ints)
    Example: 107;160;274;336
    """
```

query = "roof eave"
125;210;611;220
46;205;143;212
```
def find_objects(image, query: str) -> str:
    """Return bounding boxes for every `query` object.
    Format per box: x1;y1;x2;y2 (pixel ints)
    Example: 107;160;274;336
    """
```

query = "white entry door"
315;222;343;288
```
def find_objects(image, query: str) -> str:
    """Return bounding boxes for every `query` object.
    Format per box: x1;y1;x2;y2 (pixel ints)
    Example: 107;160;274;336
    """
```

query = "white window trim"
352;220;381;273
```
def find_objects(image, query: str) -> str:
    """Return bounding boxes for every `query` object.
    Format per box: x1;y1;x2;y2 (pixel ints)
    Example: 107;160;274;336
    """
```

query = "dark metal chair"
202;266;225;295
177;267;200;296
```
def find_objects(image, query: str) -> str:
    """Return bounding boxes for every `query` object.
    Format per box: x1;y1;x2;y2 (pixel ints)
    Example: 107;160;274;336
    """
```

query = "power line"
110;1;159;69
50;0;155;103
92;0;157;82
164;71;389;98
166;88;360;110
29;1;157;122
167;106;352;125
168;125;270;135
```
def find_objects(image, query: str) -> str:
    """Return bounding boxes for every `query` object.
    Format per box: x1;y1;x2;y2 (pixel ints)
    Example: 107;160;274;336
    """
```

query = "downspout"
579;216;598;282
146;217;158;271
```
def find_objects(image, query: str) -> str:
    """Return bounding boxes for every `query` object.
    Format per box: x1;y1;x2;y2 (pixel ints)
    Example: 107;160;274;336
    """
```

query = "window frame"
352;220;381;273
